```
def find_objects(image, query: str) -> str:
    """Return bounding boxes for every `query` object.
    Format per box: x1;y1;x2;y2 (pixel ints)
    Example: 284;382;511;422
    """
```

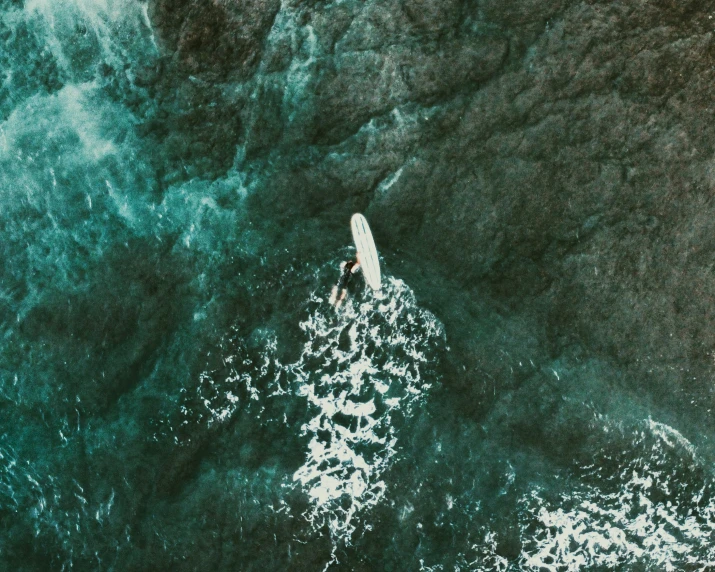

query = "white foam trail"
647;418;697;457
289;277;445;543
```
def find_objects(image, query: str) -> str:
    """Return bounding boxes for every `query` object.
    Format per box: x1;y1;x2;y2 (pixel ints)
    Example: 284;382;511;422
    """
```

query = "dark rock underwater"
2;0;715;569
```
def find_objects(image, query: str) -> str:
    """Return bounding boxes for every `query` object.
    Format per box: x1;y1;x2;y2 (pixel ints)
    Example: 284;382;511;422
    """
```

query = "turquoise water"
2;1;715;570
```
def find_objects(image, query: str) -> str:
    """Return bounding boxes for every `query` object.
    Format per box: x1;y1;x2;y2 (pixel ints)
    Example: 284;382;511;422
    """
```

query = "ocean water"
2;0;715;570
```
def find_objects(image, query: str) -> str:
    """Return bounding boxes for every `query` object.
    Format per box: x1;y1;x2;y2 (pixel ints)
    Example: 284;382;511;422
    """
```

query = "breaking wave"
519;417;715;571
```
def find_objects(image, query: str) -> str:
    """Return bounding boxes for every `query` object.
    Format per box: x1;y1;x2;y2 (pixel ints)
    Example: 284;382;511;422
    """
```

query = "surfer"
329;254;361;308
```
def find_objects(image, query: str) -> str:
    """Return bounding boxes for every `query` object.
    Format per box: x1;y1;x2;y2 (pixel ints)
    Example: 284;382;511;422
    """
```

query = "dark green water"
2;1;715;570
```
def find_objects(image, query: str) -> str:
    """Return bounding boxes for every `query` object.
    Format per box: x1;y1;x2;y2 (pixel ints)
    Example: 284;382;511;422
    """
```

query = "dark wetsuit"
337;261;357;290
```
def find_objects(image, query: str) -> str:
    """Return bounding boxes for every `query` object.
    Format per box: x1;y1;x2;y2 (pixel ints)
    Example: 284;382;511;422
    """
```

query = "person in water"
329;254;361;308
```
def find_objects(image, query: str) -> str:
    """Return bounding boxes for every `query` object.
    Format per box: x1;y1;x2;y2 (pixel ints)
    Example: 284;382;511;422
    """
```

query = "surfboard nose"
351;213;381;291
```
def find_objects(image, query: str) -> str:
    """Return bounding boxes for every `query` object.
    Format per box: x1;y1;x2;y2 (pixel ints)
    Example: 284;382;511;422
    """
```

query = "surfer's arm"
351;262;361;273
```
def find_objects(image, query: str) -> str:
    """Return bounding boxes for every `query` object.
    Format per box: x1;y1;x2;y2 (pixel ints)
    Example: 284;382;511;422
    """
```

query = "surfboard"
351;213;381;290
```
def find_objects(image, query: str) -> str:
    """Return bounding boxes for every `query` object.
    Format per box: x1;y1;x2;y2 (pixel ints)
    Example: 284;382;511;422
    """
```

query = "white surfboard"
351;213;381;290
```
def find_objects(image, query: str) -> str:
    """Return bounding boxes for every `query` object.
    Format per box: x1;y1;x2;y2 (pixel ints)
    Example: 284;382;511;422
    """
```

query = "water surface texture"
2;0;715;570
